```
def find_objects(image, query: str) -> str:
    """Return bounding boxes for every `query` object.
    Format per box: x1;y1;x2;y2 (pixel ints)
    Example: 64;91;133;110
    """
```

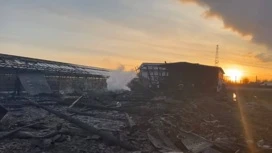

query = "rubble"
125;113;136;129
257;140;272;150
0;105;8;120
0;89;271;153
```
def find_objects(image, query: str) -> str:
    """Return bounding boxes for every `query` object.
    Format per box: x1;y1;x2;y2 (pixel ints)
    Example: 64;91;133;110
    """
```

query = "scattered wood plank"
62;101;146;115
76;103;150;115
3;131;60;139
69;95;84;108
3;102;57;108
125;113;136;128
0;122;40;140
67;108;121;120
59;102;122;112
157;130;181;152
28;100;137;151
82;103;122;111
2;128;92;139
147;133;178;153
67;108;96;117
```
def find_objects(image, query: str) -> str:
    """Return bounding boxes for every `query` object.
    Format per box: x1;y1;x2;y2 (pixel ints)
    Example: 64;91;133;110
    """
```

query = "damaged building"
138;63;169;88
0;53;109;96
0;54;269;153
139;62;224;92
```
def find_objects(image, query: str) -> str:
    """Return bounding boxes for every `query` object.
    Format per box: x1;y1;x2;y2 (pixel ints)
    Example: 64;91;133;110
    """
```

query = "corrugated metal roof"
139;63;166;70
0;53;109;77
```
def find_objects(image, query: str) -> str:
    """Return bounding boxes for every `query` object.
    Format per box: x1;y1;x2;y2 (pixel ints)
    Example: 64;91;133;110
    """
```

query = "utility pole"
215;45;219;66
256;76;258;83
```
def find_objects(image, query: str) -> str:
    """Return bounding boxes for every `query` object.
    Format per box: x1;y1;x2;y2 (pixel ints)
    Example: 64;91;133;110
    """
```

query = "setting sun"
225;69;243;82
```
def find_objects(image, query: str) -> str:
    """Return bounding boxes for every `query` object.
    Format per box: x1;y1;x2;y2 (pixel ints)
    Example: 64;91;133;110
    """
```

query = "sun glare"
225;69;243;82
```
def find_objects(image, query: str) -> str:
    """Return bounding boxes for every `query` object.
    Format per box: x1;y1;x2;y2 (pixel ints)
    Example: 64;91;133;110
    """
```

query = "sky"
1;0;272;80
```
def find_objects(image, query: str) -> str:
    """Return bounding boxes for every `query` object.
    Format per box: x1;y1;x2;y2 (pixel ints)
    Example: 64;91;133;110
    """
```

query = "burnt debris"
0;54;271;153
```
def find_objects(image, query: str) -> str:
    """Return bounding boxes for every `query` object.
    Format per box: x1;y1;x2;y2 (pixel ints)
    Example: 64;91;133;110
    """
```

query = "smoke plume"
106;65;137;91
180;0;272;61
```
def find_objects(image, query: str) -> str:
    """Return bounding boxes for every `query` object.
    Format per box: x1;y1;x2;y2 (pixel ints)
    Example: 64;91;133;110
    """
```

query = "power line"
114;46;272;72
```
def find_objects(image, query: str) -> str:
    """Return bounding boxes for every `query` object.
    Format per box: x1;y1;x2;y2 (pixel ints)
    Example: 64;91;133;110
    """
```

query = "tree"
242;77;250;84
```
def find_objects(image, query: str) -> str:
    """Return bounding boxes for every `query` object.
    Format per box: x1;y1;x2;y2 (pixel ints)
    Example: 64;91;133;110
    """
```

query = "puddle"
233;93;237;102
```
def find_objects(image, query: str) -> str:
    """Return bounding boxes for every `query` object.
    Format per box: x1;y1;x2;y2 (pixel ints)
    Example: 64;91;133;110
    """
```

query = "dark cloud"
180;0;272;49
255;53;272;62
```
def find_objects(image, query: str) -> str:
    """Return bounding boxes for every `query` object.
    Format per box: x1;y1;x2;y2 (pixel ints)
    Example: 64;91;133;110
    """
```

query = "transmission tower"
215;45;219;66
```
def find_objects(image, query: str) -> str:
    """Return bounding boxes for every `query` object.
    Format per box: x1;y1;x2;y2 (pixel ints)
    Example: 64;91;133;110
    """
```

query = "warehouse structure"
0;53;109;95
138;63;168;88
139;62;224;92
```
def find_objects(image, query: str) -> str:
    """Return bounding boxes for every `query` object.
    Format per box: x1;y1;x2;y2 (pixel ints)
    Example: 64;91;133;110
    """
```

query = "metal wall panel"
18;73;52;95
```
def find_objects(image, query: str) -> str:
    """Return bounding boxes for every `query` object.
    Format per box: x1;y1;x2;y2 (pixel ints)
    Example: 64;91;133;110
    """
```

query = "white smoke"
106;65;137;91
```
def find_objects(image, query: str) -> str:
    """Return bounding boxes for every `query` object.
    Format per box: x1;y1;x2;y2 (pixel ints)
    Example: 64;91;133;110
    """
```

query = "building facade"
138;63;168;88
139;62;225;92
0;53;109;95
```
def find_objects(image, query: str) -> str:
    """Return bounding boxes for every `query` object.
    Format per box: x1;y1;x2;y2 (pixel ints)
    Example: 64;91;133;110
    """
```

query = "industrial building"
138;63;168;88
139;62;224;92
0;53;109;95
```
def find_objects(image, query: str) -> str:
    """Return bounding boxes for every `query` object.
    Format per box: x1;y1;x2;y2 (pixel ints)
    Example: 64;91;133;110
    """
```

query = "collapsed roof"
0;53;109;77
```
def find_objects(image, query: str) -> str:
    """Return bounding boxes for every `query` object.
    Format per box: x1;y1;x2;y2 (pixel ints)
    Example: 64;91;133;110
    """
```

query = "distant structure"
0;53;109;95
215;45;219;66
138;63;168;88
260;81;272;87
139;62;225;92
256;76;258;83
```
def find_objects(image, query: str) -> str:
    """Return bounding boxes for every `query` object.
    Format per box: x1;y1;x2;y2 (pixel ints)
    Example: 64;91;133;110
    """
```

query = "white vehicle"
260;81;272;86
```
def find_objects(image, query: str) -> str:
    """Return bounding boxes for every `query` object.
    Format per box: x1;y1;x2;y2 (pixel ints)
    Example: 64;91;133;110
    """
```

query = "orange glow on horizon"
225;68;243;82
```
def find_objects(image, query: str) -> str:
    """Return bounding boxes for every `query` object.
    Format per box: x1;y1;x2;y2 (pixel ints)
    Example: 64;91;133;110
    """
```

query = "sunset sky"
1;0;272;80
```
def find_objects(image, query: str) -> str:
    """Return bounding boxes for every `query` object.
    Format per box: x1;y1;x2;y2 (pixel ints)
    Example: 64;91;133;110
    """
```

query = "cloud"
180;0;272;49
255;53;272;62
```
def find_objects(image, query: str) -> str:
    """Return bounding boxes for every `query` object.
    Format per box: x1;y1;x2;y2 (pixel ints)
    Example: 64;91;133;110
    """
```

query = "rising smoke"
106;65;137;91
180;0;272;62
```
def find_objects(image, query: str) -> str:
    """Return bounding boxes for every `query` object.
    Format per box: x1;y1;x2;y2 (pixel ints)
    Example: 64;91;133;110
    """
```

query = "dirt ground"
228;87;272;152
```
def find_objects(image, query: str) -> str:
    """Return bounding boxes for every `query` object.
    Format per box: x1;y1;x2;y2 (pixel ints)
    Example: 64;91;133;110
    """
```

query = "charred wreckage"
0;53;266;153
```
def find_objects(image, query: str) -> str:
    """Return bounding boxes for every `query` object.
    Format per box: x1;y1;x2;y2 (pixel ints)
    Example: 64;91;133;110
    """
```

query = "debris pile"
0;90;271;153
